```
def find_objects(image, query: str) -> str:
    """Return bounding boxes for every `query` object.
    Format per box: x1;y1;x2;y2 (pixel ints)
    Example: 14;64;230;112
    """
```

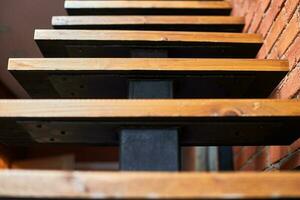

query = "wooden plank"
0;99;299;146
66;0;225;1
34;30;262;58
0;171;299;199
35;29;261;44
9;58;287;98
65;1;232;15
8;58;288;71
52;16;244;32
1;99;300;118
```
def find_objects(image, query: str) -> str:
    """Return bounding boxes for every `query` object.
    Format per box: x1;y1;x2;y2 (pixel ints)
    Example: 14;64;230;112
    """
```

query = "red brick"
284;0;299;20
261;0;272;12
280;151;300;170
241;161;255;171
248;2;264;33
284;36;300;69
252;147;270;170
290;138;300;152
234;153;244;170
258;0;287;37
233;146;242;154
269;146;289;163
256;45;268;59
263;8;288;54
271;66;300;99
277;13;300;56
242;146;260;163
267;46;279;59
243;2;257;32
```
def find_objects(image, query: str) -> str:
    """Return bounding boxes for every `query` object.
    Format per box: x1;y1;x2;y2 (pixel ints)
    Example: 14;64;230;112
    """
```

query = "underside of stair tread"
65;0;232;15
9;58;287;98
0;100;299;146
0;170;299;199
34;30;262;58
52;16;244;32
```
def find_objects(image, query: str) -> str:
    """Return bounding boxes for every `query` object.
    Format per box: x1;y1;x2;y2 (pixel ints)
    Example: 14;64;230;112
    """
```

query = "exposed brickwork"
231;0;300;171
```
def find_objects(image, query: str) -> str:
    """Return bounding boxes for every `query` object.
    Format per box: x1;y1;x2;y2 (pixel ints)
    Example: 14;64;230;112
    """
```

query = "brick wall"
231;0;300;171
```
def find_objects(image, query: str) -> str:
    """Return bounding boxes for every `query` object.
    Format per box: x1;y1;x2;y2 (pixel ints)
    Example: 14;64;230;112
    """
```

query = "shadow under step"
34;30;262;58
52;16;245;32
65;0;232;16
0;99;299;146
9;58;287;99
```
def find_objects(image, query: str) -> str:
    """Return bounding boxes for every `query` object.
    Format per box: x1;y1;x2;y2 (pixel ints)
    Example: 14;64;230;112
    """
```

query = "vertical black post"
120;79;180;171
218;146;234;171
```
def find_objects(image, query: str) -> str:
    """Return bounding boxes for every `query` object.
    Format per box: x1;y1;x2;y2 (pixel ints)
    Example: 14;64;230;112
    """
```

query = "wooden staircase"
1;0;300;199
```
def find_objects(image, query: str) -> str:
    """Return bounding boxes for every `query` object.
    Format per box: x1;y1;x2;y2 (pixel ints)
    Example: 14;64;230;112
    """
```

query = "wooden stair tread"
0;99;299;146
34;30;262;58
52;16;244;25
65;1;231;9
9;58;287;98
1;99;300;117
9;58;288;71
65;1;232;15
35;29;261;43
52;16;244;32
0;170;299;199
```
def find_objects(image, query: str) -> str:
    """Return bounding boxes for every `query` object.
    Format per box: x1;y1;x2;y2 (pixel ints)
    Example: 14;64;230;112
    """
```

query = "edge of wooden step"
34;30;263;44
52;16;245;26
64;1;232;9
0;170;299;199
0;99;300;118
8;58;289;72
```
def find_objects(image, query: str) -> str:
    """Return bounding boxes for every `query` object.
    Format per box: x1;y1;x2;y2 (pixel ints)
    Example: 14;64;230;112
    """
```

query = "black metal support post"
120;78;180;171
218;146;234;171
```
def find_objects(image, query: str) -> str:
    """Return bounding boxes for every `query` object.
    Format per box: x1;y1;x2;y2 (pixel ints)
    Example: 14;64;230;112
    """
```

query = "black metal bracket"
120;79;180;171
120;129;180;171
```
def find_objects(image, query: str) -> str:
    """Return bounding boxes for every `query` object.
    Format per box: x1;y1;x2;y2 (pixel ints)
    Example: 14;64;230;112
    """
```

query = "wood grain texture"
52;16;244;25
52;16;244;32
0;99;300;118
64;1;231;9
0;171;299;199
34;29;262;44
8;58;287;99
8;58;288;72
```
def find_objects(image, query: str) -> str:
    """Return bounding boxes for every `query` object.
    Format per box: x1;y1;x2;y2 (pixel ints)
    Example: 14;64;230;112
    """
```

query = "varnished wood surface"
35;29;262;44
0;171;299;199
64;0;231;15
34;30;262;58
66;0;225;1
8;58;288;72
52;16;244;25
0;99;300;118
0;100;298;146
8;58;287;99
64;1;231;9
52;16;244;32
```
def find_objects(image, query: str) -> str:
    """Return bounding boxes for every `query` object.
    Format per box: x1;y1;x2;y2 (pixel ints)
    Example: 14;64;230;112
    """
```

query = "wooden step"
52;16;245;32
65;0;232;15
34;30;262;58
0;99;299;146
9;58;287;98
0;170;299;199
